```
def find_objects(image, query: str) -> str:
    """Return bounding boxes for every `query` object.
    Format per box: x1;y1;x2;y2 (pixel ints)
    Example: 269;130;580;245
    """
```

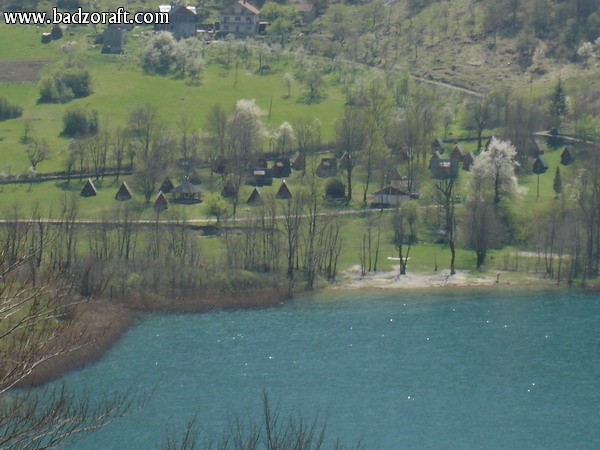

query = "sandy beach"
333;265;551;290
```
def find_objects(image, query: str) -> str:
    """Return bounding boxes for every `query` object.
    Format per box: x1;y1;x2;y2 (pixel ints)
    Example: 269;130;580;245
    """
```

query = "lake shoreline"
18;268;573;387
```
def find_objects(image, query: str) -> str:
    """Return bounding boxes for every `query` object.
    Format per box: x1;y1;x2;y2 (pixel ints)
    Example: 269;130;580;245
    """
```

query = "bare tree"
26;139;50;171
391;207;410;275
335;106;370;202
434;177;458;275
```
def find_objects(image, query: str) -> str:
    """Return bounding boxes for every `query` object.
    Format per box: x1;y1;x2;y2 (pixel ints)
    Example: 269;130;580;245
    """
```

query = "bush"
0;96;22;121
39;68;92;103
325;178;345;198
62;106;99;137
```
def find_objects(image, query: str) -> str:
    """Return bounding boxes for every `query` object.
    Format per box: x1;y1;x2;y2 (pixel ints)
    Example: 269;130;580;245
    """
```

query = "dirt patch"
0;58;51;82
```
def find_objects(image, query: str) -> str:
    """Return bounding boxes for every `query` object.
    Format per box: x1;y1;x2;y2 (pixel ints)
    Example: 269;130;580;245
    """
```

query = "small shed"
530;139;545;157
275;180;292;199
316;157;338;178
115;181;132;201
80;178;97;197
247;187;263;206
255;157;268;169
560;146;574;166
159;177;175;194
153;191;169;213
272;158;291;178
371;185;411;208
171;179;203;204
533;154;549;174
41;32;52;44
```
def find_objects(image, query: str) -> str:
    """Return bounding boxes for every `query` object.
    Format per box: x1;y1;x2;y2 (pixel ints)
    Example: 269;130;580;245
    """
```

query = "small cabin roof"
80;178;97;197
275;180;292;199
115;181;132;200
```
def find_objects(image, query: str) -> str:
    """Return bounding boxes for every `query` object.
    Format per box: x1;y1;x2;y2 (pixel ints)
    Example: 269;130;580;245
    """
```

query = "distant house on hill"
462;152;476;171
102;25;127;53
158;5;198;39
220;0;260;35
429;157;460;179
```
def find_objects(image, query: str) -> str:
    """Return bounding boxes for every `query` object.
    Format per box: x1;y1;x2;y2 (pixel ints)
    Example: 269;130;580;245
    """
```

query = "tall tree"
335;106;370;202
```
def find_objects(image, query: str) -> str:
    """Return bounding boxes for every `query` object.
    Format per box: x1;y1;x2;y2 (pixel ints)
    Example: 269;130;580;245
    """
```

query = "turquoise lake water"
65;288;600;449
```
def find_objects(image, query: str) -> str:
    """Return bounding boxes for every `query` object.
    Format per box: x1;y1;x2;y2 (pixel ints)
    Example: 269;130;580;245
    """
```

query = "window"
235;16;240;21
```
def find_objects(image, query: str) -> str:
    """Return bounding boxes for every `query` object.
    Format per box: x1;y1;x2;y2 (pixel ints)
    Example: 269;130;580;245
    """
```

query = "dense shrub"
0;96;22;121
39;68;92;103
325;178;345;198
62;105;98;137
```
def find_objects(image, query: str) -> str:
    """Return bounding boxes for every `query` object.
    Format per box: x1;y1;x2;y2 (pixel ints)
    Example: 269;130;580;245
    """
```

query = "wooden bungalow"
80;178;97;197
429;158;459;179
533;154;549;174
153;191;169;213
247;187;263;206
386;167;404;184
450;144;465;161
275;180;292;199
159;177;175;194
171;179;203;204
316;157;338;178
271;158;291;178
371;185;411;208
248;167;273;186
291;153;305;171
561;146;574;166
115;181;132;201
255;157;268;169
462;152;476;171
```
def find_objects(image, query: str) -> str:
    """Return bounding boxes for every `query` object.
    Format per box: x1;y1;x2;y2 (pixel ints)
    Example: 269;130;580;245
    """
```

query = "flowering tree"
469;137;519;206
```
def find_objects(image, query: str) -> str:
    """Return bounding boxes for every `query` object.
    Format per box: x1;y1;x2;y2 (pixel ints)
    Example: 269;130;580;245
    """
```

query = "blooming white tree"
275;121;294;155
469;137;520;205
577;41;594;66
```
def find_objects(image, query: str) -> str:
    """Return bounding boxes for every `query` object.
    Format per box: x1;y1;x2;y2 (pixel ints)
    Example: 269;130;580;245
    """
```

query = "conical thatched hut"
275;180;292;200
561;146;574;166
153;191;168;213
80;178;97;197
115;181;132;201
159;177;175;194
247;187;263;206
171;178;203;204
221;179;237;198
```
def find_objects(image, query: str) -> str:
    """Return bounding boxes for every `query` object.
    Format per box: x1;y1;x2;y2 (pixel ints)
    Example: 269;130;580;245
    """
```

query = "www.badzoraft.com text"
3;7;169;25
